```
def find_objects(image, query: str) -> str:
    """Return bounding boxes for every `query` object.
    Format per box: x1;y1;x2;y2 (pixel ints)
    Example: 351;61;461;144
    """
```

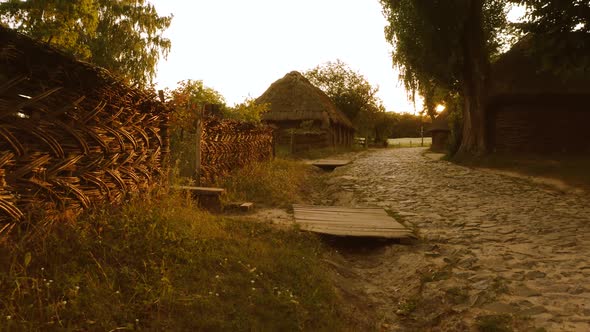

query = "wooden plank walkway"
311;160;351;171
293;204;414;239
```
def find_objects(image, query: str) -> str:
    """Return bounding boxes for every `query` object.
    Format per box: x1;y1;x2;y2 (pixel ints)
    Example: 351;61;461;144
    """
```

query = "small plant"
476;314;513;332
396;298;418;316
219;159;317;207
420;268;451;284
446;287;469;305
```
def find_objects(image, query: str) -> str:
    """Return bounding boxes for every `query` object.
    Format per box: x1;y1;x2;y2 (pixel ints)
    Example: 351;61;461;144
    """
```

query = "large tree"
0;0;172;86
513;0;590;76
304;60;386;140
380;0;508;155
304;60;383;121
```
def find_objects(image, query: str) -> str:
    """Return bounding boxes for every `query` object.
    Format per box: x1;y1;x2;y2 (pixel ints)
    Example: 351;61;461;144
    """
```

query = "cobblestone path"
321;148;590;331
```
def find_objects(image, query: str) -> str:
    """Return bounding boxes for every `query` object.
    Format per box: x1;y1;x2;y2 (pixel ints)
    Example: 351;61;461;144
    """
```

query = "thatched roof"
489;33;590;99
256;71;353;129
426;110;450;132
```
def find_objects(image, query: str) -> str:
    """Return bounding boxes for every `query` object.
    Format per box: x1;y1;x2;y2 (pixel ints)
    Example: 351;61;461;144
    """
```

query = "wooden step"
240;202;254;211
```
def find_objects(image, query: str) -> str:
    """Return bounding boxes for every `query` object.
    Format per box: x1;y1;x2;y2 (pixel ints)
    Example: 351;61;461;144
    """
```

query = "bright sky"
151;0;418;113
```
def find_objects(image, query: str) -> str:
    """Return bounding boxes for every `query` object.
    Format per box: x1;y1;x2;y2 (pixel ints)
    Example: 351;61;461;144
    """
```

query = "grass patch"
219;158;321;208
396;298;418;316
476;314;513;332
0;195;350;331
454;153;590;191
445;287;469;305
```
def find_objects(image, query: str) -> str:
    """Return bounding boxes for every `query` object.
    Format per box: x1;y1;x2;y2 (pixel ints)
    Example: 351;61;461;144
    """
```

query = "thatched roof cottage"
256;71;354;151
487;34;590;154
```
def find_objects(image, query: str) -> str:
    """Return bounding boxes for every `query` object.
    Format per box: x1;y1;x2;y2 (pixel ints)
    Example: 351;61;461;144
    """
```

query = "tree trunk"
457;0;489;156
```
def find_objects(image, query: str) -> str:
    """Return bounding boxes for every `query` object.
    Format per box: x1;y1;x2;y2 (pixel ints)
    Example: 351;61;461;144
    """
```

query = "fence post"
290;130;295;154
158;90;170;188
194;105;204;186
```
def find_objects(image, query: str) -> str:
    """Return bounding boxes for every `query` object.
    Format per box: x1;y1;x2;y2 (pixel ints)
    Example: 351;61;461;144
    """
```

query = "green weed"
446;287;469;305
476;314;513;332
0;194;348;331
396;298;418;316
219;158;318;208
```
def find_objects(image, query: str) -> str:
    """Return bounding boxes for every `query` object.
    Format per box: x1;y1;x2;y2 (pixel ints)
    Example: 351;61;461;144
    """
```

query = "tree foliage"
304;59;383;122
515;0;589;34
168;80;226;134
380;0;589;155
223;97;268;124
0;0;172;86
512;0;590;76
380;0;509;154
380;0;508;96
304;60;387;140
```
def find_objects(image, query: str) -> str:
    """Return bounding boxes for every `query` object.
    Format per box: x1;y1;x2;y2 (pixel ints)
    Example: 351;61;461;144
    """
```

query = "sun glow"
436;104;446;113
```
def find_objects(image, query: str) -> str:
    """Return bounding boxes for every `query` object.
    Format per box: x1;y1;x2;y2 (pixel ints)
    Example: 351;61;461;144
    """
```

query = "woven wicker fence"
0;27;169;231
200;117;273;185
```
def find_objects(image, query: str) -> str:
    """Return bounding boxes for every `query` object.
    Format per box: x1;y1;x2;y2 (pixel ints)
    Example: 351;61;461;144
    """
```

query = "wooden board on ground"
293;204;414;239
172;186;225;196
311;160;351;171
172;186;225;212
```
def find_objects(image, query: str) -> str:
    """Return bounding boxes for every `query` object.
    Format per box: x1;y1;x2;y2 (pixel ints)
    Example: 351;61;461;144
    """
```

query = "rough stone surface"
318;148;590;331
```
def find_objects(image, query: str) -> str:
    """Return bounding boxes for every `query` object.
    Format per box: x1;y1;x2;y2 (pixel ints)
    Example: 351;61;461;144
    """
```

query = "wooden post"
158;90;170;187
290;129;295;154
272;130;276;159
194;105;204;186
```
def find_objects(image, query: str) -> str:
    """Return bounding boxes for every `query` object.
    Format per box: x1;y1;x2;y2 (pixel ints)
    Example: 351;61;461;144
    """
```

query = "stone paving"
321;147;590;331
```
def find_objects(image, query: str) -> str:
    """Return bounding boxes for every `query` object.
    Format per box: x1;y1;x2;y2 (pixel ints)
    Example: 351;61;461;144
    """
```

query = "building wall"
266;120;353;152
489;104;590;154
431;131;450;152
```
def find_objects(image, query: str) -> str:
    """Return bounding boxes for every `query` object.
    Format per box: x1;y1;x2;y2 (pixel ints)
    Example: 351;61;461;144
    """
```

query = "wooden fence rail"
199;117;274;185
0;26;169;229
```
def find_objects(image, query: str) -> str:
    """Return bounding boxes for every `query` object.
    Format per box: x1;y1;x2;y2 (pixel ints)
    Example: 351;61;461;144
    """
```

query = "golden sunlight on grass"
0;192;349;330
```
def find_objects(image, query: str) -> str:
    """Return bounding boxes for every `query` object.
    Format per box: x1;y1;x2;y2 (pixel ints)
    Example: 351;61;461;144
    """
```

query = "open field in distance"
387;137;432;148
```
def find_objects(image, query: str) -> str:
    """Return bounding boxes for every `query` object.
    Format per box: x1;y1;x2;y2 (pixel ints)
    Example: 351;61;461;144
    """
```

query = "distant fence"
199;117;273;185
0;26;169;228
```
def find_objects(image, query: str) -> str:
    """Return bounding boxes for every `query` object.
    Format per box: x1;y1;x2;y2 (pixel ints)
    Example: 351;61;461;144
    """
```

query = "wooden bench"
225;201;255;212
172;186;225;211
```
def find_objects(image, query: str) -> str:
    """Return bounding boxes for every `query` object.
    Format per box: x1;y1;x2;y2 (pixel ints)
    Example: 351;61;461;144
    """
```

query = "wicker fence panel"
0;27;169;230
200;118;273;185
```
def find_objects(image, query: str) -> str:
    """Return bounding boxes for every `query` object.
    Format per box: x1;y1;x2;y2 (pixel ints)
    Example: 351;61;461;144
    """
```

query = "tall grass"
0;192;350;330
219;158;321;208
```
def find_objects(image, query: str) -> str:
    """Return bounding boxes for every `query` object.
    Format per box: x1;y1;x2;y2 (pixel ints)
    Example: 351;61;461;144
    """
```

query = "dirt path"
318;147;590;331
